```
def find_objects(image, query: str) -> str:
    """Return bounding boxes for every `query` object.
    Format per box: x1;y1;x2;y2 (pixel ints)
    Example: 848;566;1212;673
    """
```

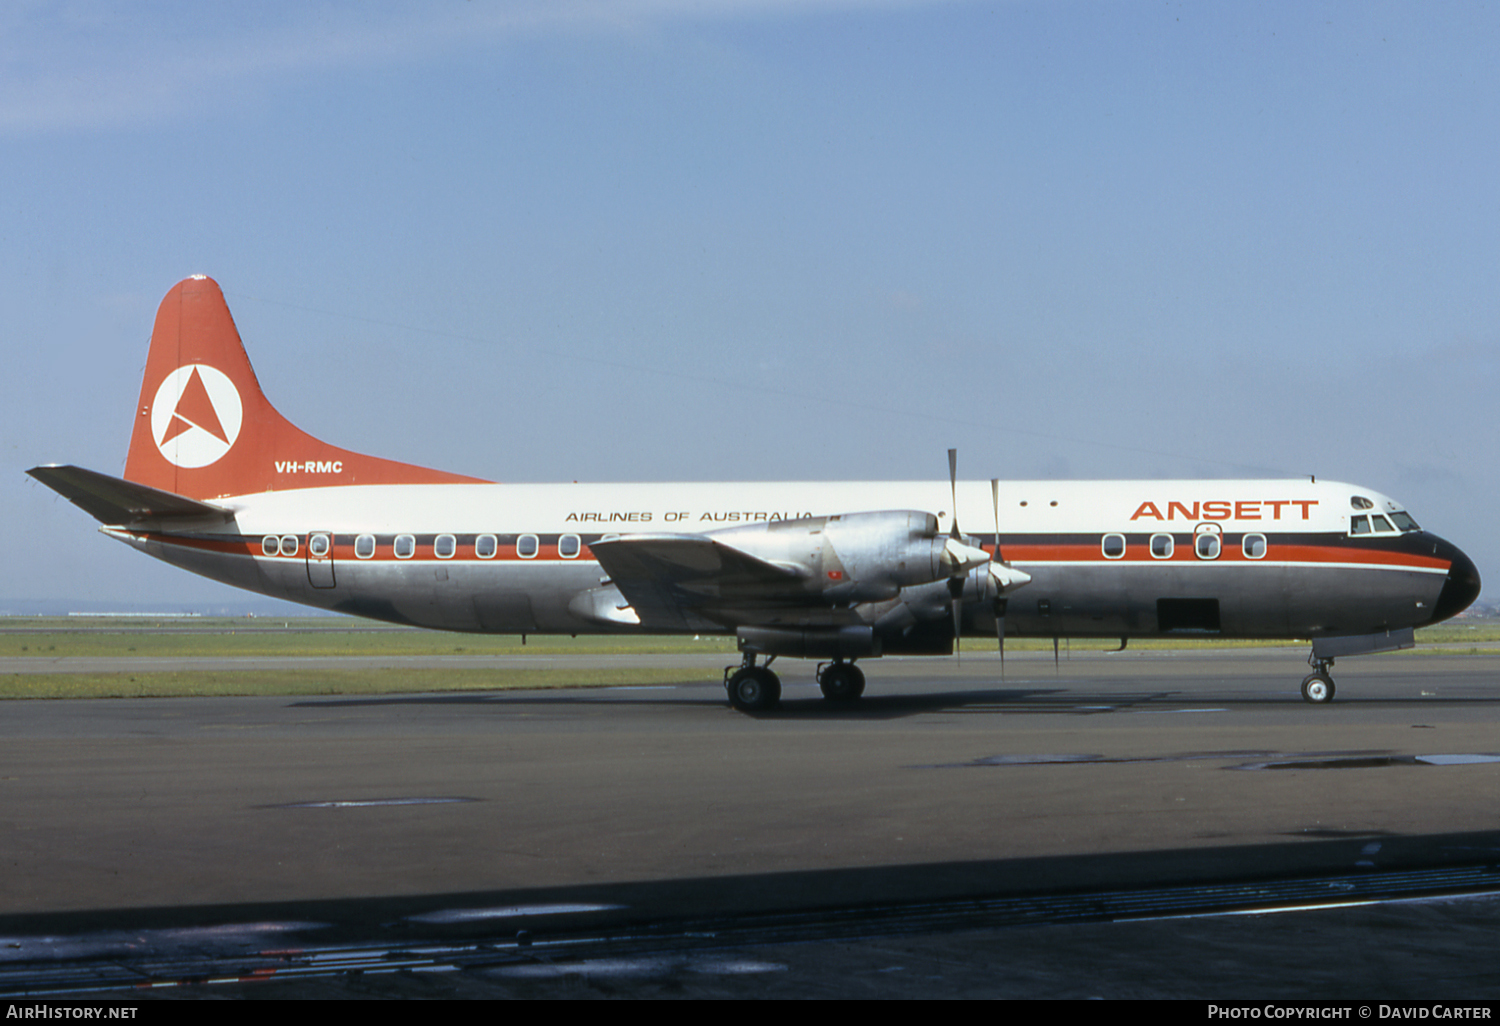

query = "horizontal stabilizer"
27;465;232;525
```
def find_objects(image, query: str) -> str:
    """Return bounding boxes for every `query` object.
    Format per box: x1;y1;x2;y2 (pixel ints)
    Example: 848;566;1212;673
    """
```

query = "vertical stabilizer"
123;276;488;499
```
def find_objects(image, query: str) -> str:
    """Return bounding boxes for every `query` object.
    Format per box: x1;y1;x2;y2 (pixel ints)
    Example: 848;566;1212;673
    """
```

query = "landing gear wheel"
727;666;781;712
1301;672;1335;704
818;662;865;701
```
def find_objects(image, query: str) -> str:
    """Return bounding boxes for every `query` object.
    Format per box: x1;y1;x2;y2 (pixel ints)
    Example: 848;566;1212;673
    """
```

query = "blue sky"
4;0;1497;610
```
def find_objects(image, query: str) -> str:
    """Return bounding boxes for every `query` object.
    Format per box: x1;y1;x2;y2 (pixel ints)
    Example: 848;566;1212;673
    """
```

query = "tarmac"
2;646;1498;999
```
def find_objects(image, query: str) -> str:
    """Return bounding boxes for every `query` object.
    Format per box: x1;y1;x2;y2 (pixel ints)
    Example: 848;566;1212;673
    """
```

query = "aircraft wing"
27;465;233;525
587;534;811;627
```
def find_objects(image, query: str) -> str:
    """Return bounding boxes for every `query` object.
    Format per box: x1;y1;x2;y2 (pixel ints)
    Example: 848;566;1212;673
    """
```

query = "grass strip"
0;667;714;700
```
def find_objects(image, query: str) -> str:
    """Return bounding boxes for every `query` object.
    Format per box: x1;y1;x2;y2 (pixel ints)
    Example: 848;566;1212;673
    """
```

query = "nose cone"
1427;536;1482;625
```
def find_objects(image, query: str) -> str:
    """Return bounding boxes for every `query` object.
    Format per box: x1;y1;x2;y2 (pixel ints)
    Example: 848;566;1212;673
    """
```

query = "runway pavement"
2;646;1499;998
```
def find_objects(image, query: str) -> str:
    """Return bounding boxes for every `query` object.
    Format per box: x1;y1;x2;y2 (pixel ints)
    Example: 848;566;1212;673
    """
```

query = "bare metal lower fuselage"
106;477;1478;651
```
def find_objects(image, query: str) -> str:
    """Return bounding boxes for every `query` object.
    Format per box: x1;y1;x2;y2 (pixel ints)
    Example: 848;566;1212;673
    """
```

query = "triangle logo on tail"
160;366;229;446
151;364;243;469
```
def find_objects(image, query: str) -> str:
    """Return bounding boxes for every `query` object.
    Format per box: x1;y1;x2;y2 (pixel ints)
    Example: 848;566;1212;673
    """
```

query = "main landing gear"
1301;654;1336;704
723;656;868;711
817;660;865;701
725;654;781;712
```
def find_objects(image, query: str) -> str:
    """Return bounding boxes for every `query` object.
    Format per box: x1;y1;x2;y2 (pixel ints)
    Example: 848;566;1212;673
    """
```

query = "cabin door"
306;532;337;589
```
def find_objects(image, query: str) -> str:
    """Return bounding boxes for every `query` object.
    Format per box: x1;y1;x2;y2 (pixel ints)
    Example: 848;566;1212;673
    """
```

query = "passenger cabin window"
559;534;581;559
1150;533;1174;559
394;534;416;559
434;534;456;559
1243;534;1267;559
517;534;539;559
355;534;376;559
262;536;279;557
279;535;299;557
308;533;330;558
1195;532;1221;560
475;534;497;559
1101;534;1125;559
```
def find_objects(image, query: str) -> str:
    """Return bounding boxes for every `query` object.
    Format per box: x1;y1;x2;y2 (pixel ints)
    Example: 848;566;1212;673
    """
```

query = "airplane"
29;275;1482;712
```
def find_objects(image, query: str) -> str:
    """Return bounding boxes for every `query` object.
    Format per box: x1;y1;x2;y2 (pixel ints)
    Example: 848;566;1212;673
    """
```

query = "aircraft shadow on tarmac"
282;685;1330;720
288;670;1500;719
288;686;1107;719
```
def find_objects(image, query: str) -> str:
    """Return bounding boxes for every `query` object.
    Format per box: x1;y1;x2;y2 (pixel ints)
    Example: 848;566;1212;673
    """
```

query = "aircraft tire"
1301;672;1335;704
818;663;865;701
728;667;781;712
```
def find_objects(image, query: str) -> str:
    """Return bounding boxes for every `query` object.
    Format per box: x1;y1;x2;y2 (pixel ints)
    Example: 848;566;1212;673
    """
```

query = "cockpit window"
1350;510;1420;536
1351;496;1374;510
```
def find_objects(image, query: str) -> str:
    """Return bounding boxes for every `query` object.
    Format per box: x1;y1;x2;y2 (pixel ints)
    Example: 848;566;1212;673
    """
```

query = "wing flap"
588;534;809;626
27;465;233;524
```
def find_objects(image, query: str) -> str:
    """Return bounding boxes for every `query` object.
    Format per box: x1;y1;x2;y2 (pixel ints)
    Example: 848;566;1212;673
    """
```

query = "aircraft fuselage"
105;478;1476;645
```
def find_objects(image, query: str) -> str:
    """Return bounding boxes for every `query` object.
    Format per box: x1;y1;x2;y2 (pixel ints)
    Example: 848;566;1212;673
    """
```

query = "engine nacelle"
737;625;881;659
710;510;990;604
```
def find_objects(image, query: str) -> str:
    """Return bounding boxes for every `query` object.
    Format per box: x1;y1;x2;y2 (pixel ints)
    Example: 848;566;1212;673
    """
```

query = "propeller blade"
953;580;962;662
948;448;960;540
990;478;1002;561
996;598;1006;678
947;448;964;659
942;574;967;661
990;477;1007;674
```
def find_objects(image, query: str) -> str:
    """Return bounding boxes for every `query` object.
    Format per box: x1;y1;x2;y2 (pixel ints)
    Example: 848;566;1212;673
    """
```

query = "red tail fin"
124;276;488;499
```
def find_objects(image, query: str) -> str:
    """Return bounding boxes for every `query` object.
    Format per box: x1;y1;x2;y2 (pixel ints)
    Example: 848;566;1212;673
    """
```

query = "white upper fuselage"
207;478;1383;538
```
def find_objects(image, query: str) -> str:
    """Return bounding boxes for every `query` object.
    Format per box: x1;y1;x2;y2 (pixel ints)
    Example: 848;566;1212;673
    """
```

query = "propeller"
947;449;963;658
992;477;1006;676
946;450;1032;667
990;481;1034;676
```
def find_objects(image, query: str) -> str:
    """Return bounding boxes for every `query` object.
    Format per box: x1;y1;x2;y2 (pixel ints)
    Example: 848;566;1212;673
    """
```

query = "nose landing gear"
1302;655;1336;704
